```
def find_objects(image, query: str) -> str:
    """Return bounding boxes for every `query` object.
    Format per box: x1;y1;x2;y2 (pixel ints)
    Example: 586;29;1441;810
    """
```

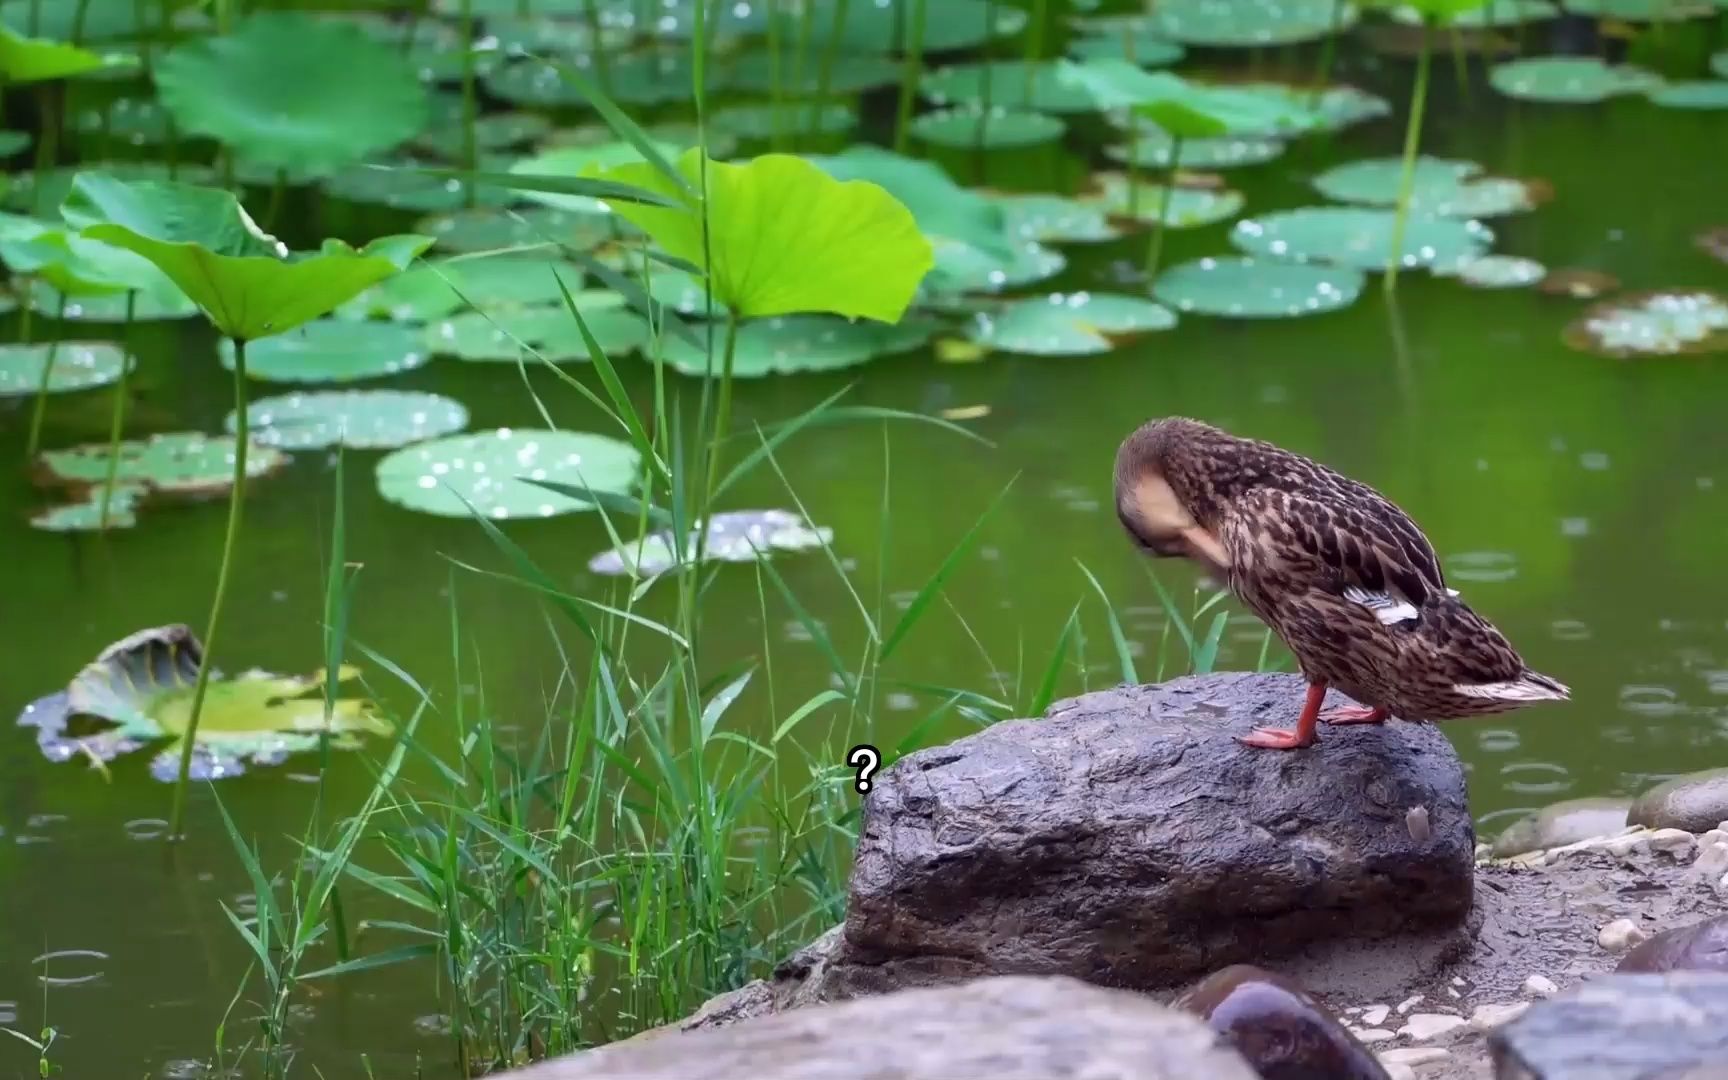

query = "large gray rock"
1492;798;1632;858
1629;768;1728;833
503;975;1261;1080
842;673;1476;991
1489;973;1728;1079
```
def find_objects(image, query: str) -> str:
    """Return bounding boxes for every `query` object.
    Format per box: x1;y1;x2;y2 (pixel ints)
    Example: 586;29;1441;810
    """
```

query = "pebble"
1395;994;1424;1014
1469;1002;1530;1029
1400;1012;1468;1041
1694;840;1728;877
1383;1066;1417;1080
1599;918;1650;952
1648;828;1696;855
1524;974;1559;996
1361;1004;1391;1026
1380;1047;1453;1068
1700;829;1728;847
1354;1027;1395;1043
1604;833;1647;857
1717;871;1728;897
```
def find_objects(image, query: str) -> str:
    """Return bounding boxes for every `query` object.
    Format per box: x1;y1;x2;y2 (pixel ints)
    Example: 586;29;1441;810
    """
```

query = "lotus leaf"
484;16;629;60
1713;51;1728;80
1106;130;1284;169
0;342;129;396
1153;256;1366;318
511;140;685;213
231;390;470;450
1648;82;1728;109
428;301;649;362
1232;207;1493;273
1562;0;1715;18
990;193;1122;243
484;59;595;107
920;61;1102;114
75;98;172;147
1453;254;1547;288
4;163;216;214
1489;57;1661;103
783;0;1025;53
1216;82;1391;132
1393;0;1557;23
65;173;433;342
1562;290;1728;357
30;482;146;532
345;13;489;84
654;315;936;377
219;319;429;383
594;149;933;323
415;109;553;160
582;0;771;39
589;509;833;576
811;147;1012;257
40;432;290;494
375;428;641;519
605;51;724;106
1313;156;1544;217
1393;0;1499;19
21;625;389;781
25;282;201;321
927;237;1066;296
1057;61;1321;136
324;159;514;213
0;128;28;155
1067;32;1186;68
0;212;180;299
340;253;584;321
156;13;428;175
1148;0;1357;46
909;107;1066;149
0;24;133;81
417;206;622;254
1086;173;1245;228
964;293;1177;356
710;102;859;141
0;0;203;41
729;52;900;94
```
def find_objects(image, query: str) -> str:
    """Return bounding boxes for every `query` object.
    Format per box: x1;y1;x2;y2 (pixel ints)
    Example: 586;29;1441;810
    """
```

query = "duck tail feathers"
1452;671;1571;703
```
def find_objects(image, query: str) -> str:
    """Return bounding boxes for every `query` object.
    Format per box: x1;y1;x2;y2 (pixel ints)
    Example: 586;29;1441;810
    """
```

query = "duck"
1113;416;1569;750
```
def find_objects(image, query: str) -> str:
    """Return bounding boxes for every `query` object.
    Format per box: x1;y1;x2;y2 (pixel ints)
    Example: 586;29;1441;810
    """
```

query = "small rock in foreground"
1490;972;1728;1079
1628;767;1728;834
1596;919;1649;953
1617;914;1728;975
1175;965;1391;1080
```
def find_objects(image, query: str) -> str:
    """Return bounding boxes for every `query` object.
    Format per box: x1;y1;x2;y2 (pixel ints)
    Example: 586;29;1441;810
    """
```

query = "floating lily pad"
1153;256;1365;318
1147;0;1356;46
1648;81;1728;109
30;482;146;532
964;292;1177;355
603;51;724;106
1;0;205;41
39;433;290;495
3;163;216;214
483;15;628;61
1231;207;1494;273
709;101;858;141
921;61;1101;114
1067;32;1186;68
1219;82;1390;132
414;108;554;160
20;624;389;782
1453;254;1547;288
1489;56;1662;103
1562;290;1728;357
24;282;201;321
375;428;641;519
927;237;1066;296
728;51;900;94
1313;156;1546;217
784;0;1025;52
1561;0;1715;18
325;159;514;213
157;12;429;175
220;320;430;383
654;315;936;377
416;206;623;254
427;300;648;362
909;107;1066;148
1086;172;1245;227
0;342;130;396
484;58;603;108
1393;0;1558;24
989;193;1122;243
229;390;468;451
340;254;587;321
1106;129;1284;169
589;509;833;576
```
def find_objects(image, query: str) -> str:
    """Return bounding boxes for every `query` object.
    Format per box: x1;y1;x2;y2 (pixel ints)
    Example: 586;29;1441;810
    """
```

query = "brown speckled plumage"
1114;417;1568;747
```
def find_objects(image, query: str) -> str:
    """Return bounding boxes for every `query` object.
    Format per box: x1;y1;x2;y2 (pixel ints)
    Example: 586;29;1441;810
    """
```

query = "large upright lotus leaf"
1086;173;1245;228
781;0;1025;52
1231;207;1493;273
65;172;433;341
589;509;833;577
40;433;290;495
0;24;135;81
41;624;390;782
0;342;130;396
156;12;428;174
1313;156;1545;218
964;293;1177;356
511;141;685;213
909;107;1066;149
219;320;430;383
2;213;187;303
1562;290;1728;358
811;147;1012;258
231;390;470;451
595;150;933;323
375;429;641;519
653;315;936;377
920;61;1102;114
1056;60;1321;136
1148;0;1357;46
1489;56;1662;103
429;300;649;363
1153;256;1366;318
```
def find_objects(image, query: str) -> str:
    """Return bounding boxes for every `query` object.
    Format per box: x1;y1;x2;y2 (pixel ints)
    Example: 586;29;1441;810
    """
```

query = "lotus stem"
262;168;287;232
29;86;58;216
893;0;928;154
1308;0;1345;108
973;0;995;174
25;292;67;458
459;0;477;208
811;0;849;122
1024;0;1046;103
1448;25;1471;104
97;291;137;530
702;310;741;506
168;336;251;840
791;0;813;145
1384;21;1431;296
769;0;785;150
1144;136;1180;283
71;0;92;43
580;0;610;92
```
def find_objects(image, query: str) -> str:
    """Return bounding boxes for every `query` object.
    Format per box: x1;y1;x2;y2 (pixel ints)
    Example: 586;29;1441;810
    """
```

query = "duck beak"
1181;526;1231;571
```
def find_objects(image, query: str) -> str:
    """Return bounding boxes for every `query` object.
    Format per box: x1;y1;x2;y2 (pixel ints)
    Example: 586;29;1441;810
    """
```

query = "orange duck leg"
1237;682;1324;750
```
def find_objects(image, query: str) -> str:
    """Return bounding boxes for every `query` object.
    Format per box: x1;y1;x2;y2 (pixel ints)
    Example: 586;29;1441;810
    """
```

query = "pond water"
3;6;1728;1078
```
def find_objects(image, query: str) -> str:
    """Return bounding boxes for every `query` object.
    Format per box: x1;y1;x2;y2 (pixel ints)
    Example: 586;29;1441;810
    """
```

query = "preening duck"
1113;416;1569;750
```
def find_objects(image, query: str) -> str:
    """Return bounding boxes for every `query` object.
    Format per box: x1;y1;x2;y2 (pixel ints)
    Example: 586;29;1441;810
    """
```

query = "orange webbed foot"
1320;705;1390;726
1237;726;1318;750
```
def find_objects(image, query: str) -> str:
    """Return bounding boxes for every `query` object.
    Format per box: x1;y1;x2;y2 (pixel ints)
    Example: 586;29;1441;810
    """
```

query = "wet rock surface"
1490;973;1728;1080
506;975;1262;1080
842;673;1476;992
1491;797;1631;858
1617;914;1728;974
1628;767;1728;833
1175;964;1391;1080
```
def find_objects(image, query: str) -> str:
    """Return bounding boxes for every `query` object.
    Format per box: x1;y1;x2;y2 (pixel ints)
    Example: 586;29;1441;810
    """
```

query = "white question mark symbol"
847;744;881;793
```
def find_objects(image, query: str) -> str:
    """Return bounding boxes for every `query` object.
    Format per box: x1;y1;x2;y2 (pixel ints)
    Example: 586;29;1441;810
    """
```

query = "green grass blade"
1075;560;1138;685
1030;603;1080;716
879;478;1014;662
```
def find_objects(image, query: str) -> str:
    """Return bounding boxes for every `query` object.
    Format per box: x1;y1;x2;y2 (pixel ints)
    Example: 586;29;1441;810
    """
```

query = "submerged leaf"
594;150;933;323
588;509;832;576
375;429;641;519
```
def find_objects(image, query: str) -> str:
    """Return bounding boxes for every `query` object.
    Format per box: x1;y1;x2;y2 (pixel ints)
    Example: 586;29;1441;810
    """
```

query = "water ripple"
1499;761;1573;796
